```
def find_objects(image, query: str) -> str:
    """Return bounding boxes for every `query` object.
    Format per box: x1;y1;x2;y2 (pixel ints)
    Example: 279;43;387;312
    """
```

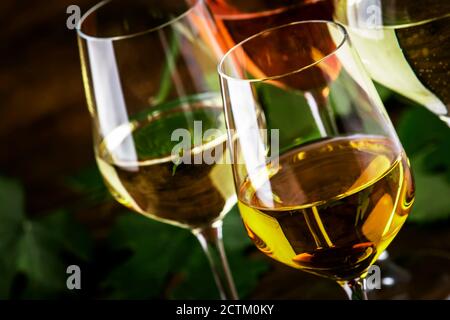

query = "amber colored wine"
208;0;334;49
238;136;414;280
209;0;338;90
96;101;236;229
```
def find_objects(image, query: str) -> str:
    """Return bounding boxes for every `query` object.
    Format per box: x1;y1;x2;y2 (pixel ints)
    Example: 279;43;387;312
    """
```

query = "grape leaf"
0;176;93;298
374;82;394;102
103;213;192;299
407;152;450;223
258;83;322;152
132;93;224;159
0;178;23;298
104;206;269;299
397;107;450;223
170;208;269;299
397;107;450;160
66;165;111;205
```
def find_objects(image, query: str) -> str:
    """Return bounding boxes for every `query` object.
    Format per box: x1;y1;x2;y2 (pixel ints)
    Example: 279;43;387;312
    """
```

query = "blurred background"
0;0;449;299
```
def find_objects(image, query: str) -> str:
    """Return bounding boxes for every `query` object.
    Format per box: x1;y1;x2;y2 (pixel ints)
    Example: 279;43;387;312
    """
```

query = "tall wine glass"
77;0;238;299
218;21;415;299
334;0;450;125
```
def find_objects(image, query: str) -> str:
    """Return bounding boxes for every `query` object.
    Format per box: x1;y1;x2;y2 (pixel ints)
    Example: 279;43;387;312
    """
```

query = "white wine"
96;100;236;229
238;135;414;280
335;1;450;124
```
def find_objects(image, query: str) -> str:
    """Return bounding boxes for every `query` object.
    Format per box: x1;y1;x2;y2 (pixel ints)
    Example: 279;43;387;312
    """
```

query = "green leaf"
374;82;394;102
329;80;353;116
15;221;67;291
38;210;93;261
66;165;110;204
0;176;93;298
0;177;24;226
397;107;450;158
132;93;224;159
397;107;450;223
407;152;450;223
258;83;322;152
151;29;181;106
0;177;26;297
104;213;192;299
104;206;269;299
423;139;450;182
170;207;269;299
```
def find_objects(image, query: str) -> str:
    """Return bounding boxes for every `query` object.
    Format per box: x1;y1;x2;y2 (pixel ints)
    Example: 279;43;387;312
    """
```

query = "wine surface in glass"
95;99;235;229
238;135;414;280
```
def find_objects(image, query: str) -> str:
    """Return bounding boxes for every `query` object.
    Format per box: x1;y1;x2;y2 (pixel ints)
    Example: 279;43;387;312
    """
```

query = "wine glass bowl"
206;0;334;51
218;21;415;298
78;0;237;299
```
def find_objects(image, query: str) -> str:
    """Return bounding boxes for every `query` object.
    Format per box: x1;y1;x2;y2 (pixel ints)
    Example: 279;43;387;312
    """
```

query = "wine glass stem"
339;278;368;300
193;221;239;300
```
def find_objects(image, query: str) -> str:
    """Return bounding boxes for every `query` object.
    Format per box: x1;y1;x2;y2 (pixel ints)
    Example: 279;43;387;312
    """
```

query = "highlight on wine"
238;135;413;280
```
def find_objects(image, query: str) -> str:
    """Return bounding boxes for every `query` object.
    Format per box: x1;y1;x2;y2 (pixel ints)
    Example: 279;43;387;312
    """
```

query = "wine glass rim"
217;20;348;83
76;0;203;41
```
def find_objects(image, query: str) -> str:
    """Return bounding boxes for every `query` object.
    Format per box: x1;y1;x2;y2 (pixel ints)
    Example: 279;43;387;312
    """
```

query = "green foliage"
168;207;269;299
1;82;448;300
374;81;394;102
152;29;181;106
63;116;268;300
103;213;190;299
132;93;225;159
0;177;92;299
103;206;268;299
66;165;110;205
258;83;322;152
397;107;450;223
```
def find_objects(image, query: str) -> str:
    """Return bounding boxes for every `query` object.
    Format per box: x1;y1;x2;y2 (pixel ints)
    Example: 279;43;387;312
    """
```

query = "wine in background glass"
77;0;237;299
334;0;450;125
218;21;415;299
206;0;334;50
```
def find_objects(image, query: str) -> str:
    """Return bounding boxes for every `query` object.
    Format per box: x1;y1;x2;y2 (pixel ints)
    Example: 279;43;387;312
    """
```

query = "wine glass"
333;0;450;125
77;0;238;299
218;20;415;299
206;0;334;50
